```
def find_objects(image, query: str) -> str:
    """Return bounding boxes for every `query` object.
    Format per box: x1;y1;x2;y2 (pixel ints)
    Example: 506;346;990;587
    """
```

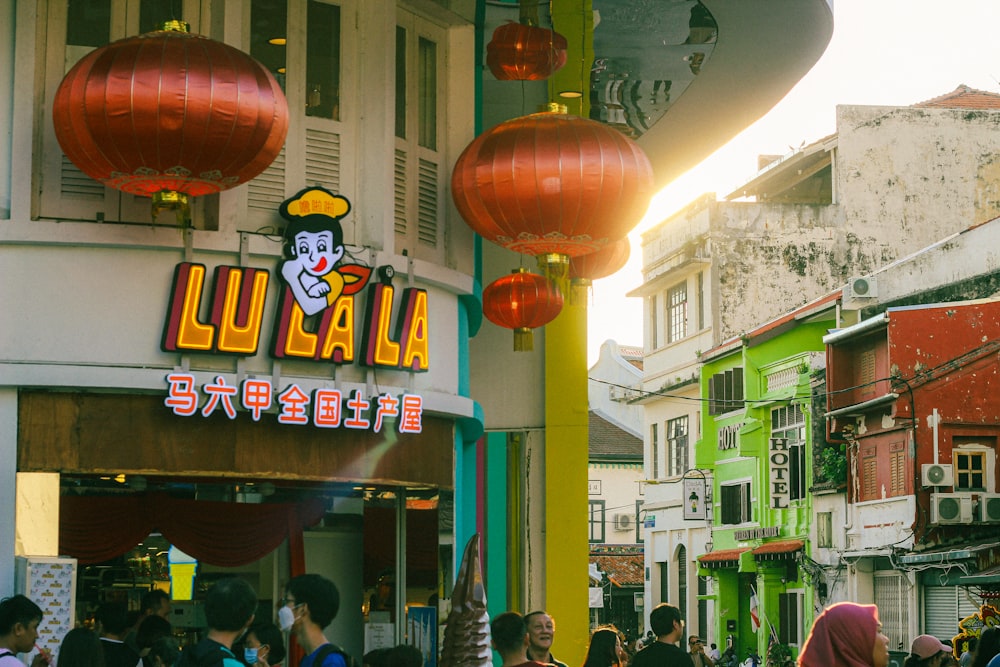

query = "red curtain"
59;493;325;567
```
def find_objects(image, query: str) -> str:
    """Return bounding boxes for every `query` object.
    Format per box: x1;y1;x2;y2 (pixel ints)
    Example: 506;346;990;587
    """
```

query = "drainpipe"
931;408;939;465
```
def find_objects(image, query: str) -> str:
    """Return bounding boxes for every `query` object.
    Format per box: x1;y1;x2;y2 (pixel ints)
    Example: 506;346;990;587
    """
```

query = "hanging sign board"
683;476;707;520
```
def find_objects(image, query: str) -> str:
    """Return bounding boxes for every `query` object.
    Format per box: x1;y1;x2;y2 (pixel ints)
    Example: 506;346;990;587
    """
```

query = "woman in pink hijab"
799;602;890;667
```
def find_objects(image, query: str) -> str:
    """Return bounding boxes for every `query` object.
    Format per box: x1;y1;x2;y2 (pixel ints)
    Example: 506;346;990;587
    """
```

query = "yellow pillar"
544;297;589;665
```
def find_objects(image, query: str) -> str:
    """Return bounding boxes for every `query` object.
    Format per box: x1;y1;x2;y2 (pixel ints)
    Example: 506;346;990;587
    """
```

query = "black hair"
0;595;43;635
57;628;105;667
385;644;422;667
363;648;391;667
248;622;285;665
95;602;130;636
136;615;172;652
648;603;682;637
204;577;257;632
971;628;1000;667
583;626;623;667
490;612;527;654
285;575;340;629
146;637;180;667
140;591;171;615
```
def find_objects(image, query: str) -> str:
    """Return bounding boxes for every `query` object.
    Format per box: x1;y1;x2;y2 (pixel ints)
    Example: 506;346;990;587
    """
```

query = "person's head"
242;622;286;667
146;637;180;667
136;615;173;655
141;591;172;619
583;627;624;667
524;611;555;656
648;603;684;640
57;628;104;667
689;635;706;653
363;648;391;667
385;644;423;667
284;574;340;630
491;612;528;655
905;635;953;667
0;596;44;652
95;602;130;637
970;628;1000;667
205;577;258;632
799;602;889;667
711;644;718;651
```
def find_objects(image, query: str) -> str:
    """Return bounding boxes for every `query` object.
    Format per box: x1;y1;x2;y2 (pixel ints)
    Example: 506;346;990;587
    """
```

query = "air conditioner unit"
921;463;954;487
614;514;633;531
930;493;973;525
975;494;1000;523
846;276;878;300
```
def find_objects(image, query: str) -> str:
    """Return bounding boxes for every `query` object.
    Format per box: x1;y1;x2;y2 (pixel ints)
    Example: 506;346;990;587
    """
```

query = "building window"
667;416;689;477
667;282;688;343
771;405;806;501
720;481;751;524
677;545;687;619
862;450;877;501
890;449;907;495
650;423;659;479
708;367;743;416
305;1;342;120
636;500;645;544
955;451;986;491
649;295;660;349
696;271;705;331
778;592;803;645
589;500;606;543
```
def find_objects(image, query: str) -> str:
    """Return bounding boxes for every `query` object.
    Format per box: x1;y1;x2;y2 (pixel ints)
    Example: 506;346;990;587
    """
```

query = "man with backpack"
278;574;352;667
180;577;257;667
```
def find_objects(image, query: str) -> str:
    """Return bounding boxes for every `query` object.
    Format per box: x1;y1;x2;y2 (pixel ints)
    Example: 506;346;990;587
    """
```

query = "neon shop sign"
161;187;428;431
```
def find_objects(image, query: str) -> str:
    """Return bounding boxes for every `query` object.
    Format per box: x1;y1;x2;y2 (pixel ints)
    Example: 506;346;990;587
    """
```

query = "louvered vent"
394;149;408;235
248;148;286;211
305;129;340;190
61;156;103;199
416;158;438;246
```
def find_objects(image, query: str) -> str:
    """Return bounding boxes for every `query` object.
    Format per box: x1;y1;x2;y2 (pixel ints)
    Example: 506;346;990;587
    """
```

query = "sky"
586;0;1000;366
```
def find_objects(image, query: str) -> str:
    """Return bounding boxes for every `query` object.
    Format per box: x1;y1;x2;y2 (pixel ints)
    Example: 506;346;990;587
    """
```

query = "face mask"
278;605;296;632
244;649;258;665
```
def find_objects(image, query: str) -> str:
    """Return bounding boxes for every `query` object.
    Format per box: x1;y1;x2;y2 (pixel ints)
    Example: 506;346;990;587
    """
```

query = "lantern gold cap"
538;102;568;114
160;20;190;33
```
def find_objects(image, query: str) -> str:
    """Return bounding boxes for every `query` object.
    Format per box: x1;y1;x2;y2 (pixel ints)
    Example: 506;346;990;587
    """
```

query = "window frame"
720;480;752;525
666;281;688;343
588;499;606;543
666;415;689;477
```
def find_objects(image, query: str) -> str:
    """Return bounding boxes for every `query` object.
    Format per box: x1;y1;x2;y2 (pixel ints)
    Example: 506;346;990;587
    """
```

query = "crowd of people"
4;585;1000;667
0;573;421;667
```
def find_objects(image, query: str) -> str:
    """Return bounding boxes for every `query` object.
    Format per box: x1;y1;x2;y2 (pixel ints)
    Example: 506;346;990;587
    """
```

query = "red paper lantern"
482;268;564;351
52;21;288;218
451;106;654;279
486;22;568;81
569;237;631;283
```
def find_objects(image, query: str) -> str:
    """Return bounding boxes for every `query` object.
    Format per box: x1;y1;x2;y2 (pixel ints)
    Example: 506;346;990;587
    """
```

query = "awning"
753;539;804;561
958;565;1000;586
698;548;750;569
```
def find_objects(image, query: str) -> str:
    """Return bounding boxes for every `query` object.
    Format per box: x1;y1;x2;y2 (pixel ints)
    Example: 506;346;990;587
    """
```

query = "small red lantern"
52;21;288;221
482;268;564;351
452;106;654;280
486;22;568;81
568;237;630;304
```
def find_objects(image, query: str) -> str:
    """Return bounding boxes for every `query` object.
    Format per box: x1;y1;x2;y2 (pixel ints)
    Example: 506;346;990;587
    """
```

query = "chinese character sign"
164;373;423;434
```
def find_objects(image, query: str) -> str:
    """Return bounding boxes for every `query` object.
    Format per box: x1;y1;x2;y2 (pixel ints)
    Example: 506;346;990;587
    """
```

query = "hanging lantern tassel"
482;268;564;352
514;327;534;352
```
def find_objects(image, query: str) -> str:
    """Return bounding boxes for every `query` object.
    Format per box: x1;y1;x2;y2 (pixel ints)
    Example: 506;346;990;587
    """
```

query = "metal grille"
874;571;909;652
416;157;438;246
305;128;340;190
248;148;286;211
923;585;979;640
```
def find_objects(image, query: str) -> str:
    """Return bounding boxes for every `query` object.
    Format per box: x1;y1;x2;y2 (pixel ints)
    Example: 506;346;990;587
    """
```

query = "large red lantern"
482;268;564;351
52;21;288;220
451;106;654;279
486;22;568;81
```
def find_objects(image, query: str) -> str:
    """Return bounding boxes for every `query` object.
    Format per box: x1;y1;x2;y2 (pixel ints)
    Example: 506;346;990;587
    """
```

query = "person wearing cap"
689;635;715;667
904;635;955;667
